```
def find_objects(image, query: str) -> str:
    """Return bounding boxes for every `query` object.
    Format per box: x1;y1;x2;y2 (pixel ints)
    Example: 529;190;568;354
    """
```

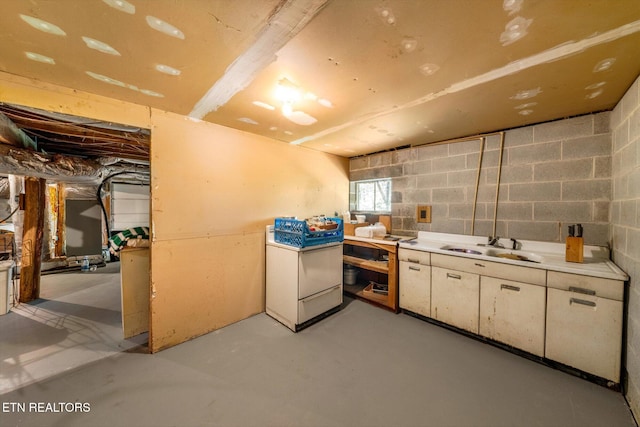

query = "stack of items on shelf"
274;216;343;248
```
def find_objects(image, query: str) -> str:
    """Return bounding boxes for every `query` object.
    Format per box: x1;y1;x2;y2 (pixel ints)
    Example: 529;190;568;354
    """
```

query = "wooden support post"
55;182;66;257
19;177;46;302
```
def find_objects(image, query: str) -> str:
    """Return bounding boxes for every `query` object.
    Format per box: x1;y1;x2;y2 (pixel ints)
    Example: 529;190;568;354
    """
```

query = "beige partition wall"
0;72;350;353
149;111;348;351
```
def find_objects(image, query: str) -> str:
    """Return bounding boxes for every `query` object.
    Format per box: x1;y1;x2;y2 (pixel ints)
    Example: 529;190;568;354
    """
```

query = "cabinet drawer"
479;276;545;357
399;261;431;317
431;253;546;286
547;271;623;301
545;288;622;382
298;285;342;325
398;248;430;265
431;266;479;334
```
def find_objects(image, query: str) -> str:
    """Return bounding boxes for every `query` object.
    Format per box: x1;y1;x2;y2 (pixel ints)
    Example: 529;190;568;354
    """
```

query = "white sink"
485;248;544;263
439;244;488;256
439;244;544;263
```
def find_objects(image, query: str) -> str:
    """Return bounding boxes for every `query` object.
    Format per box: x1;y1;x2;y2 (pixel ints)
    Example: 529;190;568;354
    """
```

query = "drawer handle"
570;298;596;308
447;273;461;280
500;284;520;292
409;266;421;271
569;286;596;296
408;258;420;263
302;285;341;303
474;263;485;268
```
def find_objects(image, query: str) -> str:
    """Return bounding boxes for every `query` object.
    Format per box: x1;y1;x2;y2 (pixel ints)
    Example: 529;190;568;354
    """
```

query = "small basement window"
351;178;391;212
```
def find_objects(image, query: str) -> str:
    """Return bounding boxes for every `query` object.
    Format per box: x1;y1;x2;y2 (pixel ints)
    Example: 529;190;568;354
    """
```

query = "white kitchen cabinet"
431;266;479;334
545;271;624;383
479;276;546;357
399;248;431;317
399;232;629;386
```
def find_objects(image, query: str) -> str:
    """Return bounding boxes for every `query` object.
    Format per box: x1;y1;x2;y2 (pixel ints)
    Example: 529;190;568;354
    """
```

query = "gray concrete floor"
0;264;637;427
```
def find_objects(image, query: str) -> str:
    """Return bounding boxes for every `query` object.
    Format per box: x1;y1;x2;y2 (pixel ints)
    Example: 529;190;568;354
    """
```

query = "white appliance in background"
265;225;343;332
0;260;14;315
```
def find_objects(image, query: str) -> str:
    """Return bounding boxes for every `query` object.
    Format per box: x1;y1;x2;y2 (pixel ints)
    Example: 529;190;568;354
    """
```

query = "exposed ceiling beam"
189;0;330;119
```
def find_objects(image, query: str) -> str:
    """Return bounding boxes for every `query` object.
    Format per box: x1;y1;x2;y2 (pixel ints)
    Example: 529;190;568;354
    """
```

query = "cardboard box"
344;222;369;236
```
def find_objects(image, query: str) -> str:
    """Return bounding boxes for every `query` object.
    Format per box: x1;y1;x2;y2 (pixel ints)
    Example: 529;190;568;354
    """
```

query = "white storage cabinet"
545;271;624;383
398;248;431;317
479;276;546;357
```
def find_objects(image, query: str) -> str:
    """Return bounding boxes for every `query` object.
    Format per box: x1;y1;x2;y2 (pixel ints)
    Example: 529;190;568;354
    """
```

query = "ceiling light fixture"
146;16;185;40
19;15;66;36
82;36;121;55
25;52;55;64
274;78;302;116
102;0;135;14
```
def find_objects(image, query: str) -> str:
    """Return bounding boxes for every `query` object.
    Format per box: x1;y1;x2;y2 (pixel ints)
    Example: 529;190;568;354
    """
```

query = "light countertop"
398;231;629;282
344;234;404;247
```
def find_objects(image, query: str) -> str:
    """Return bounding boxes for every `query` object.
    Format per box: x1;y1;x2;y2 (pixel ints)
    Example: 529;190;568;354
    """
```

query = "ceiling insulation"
0;104;150;161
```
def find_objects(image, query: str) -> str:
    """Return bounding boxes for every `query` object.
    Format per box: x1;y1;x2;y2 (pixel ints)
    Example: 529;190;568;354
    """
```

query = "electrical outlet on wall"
416;205;431;223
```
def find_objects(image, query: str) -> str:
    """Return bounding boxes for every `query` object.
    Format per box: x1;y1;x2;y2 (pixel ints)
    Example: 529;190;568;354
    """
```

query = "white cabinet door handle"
446;273;461;280
569;286;596;296
408;258;420;263
409;266;421;271
500;284;520;292
570;297;596;308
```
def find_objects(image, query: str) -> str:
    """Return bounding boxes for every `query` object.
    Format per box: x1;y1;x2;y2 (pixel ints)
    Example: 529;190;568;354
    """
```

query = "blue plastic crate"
274;217;343;248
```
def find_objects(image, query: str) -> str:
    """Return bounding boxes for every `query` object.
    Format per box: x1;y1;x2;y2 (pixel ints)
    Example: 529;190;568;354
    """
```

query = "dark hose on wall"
97;171;150;242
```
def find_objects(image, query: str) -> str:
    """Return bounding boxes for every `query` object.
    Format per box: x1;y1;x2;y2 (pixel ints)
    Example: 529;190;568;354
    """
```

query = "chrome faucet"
488;236;504;248
510;238;520;250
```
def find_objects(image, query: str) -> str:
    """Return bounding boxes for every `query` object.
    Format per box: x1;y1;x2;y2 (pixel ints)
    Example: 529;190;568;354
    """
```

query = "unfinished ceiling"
1;0;639;158
0;104;150;161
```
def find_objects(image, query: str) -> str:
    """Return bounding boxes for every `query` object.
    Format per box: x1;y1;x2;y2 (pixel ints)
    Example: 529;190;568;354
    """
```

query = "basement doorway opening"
0;103;150;393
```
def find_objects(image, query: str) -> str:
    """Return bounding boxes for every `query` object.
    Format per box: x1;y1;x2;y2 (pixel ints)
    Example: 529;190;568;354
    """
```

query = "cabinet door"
431;266;479;334
479;277;545;357
545;288;622;382
399;261;431;317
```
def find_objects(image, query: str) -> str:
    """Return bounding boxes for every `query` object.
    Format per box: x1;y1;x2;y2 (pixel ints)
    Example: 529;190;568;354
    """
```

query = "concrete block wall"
611;75;640;420
350;111;612;245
